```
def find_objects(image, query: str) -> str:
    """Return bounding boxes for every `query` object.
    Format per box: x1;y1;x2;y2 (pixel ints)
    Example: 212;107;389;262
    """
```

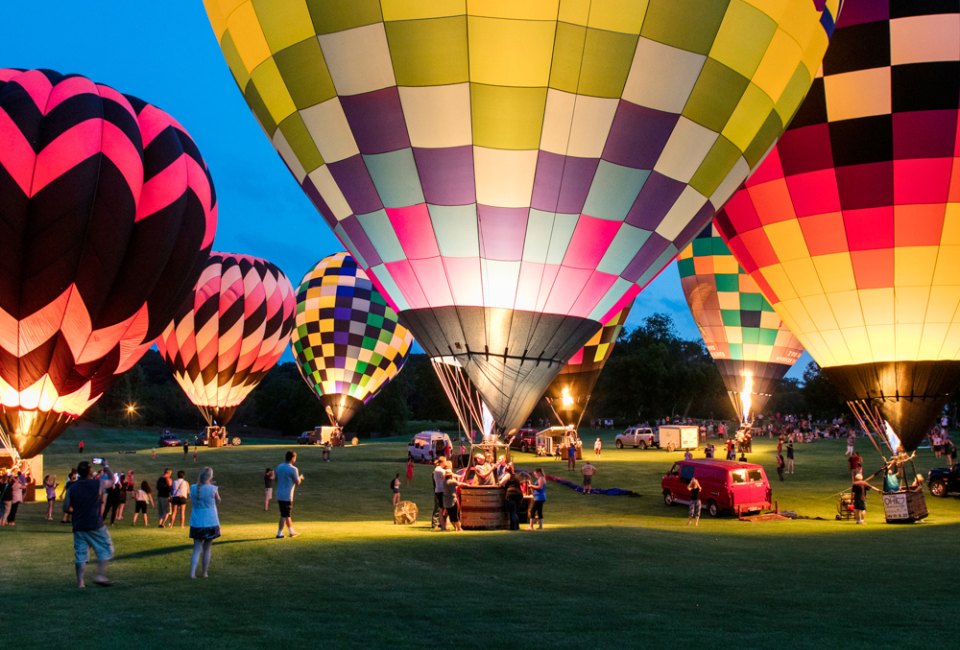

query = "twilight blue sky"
0;1;809;377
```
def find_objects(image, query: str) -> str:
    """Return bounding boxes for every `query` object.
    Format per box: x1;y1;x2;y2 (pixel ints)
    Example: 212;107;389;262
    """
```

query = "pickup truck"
615;426;655;449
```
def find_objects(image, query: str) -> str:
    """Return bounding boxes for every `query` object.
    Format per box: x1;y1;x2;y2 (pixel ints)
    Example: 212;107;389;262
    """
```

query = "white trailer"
657;425;699;452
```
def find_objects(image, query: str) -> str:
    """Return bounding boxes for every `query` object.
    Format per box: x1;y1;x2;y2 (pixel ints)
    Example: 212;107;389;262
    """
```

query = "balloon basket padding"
882;490;928;524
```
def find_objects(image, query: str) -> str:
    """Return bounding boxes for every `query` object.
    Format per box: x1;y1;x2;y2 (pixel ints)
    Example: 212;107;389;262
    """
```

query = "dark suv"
927;464;960;498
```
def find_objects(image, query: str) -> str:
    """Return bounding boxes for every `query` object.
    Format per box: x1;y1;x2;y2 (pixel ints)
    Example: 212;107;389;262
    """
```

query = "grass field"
2;426;957;649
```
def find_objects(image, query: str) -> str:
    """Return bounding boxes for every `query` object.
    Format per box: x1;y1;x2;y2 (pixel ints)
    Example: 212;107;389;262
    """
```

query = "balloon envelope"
715;0;960;449
291;253;413;427
205;0;838;431
0;69;217;458
678;224;804;420
543;303;633;427
158;253;295;426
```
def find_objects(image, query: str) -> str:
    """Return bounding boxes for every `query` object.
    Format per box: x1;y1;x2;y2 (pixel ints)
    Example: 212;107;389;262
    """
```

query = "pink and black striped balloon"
158;253;296;426
0;68;217;457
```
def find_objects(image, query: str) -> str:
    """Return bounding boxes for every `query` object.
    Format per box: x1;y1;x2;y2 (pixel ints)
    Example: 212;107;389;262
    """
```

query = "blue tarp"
545;474;636;496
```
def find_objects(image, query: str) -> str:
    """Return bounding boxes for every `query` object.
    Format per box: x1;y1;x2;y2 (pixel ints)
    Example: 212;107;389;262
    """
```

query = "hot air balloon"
678;224;804;422
543;303;633;428
291;253;413;427
204;0;839;434
0;69;217;460
715;0;960;452
158;253;295;433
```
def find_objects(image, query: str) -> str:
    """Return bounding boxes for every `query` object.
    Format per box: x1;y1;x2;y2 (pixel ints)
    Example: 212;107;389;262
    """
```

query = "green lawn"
2;426;956;649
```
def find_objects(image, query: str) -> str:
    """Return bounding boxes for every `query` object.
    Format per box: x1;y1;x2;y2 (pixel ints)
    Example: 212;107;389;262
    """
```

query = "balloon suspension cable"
847;401;891;462
430;359;486;440
544;396;565;428
324;405;339;428
0;426;21;468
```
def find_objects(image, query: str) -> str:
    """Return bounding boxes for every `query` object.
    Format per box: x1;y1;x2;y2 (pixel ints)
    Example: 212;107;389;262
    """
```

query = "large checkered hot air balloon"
716;0;960;451
678;224;804;422
204;0;839;433
543;303;633;427
158;253;295;427
291;253;413;427
0;69;217;459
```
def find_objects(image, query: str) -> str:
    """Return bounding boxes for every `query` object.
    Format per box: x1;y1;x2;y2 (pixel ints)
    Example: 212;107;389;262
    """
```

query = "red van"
661;459;772;517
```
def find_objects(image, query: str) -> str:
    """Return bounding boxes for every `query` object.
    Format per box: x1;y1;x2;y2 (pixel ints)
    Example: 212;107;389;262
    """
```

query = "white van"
407;431;452;463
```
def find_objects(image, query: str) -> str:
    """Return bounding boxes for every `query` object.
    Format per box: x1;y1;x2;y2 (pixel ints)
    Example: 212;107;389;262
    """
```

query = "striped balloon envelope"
158;253;296;427
0;69;217;459
678;224;803;421
291;253;414;427
204;0;839;433
716;0;960;450
543;302;633;427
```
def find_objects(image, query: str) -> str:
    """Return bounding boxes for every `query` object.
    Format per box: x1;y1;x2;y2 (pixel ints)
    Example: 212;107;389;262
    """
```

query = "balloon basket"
459;486;508;530
882;490;928;524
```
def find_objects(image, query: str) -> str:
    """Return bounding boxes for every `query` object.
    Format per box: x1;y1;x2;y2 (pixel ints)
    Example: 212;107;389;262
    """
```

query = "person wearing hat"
851;473;881;525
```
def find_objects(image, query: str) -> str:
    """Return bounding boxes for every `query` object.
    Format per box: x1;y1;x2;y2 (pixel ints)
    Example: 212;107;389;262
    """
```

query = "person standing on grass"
848;451;863;480
405;458;414;485
4;470;28;526
567;442;577;471
594;437;602;456
44;475;59;520
0;474;10;525
78;439;84;455
687;477;702;526
391;473;401;507
189;466;221;579
275;451;303;538
60;469;78;524
263;468;275;512
851;472;881;525
170;470;190;528
432;457;447;530
776;453;785;482
132;481;154;526
786;442;795;474
64;461;114;588
581;461;596;494
529;468;546;530
156;468;173;528
442;467;463;532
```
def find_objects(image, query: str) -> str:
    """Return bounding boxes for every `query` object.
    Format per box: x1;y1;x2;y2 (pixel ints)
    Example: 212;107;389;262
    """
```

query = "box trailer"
657;425;699;452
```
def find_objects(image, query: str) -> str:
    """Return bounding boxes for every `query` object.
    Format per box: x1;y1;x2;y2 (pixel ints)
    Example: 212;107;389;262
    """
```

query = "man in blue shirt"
275;451;303;538
63;461;114;588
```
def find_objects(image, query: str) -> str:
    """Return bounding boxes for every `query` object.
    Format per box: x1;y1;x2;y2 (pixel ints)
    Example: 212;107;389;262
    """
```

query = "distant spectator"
156;469;173;528
391;473;401;507
594;438;602;457
274;450;303;539
687;478;702;527
78;440;84;455
170;470;190;528
405;458;414;485
567;443;577;471
786;443;795;474
529;468;546;530
132;481;154;527
776;453;785;482
44;474;59;520
848;451;863;480
263;468;275;511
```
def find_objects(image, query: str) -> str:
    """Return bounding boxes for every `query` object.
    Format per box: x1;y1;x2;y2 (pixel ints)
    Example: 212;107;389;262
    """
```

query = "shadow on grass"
118;536;270;561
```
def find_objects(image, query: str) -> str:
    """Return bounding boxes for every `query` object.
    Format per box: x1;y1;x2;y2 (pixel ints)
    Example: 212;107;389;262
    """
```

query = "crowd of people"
423;454;548;532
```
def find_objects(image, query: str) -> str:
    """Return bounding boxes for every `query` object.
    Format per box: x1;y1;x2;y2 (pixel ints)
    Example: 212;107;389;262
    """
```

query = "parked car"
927;463;960;497
157;433;182;448
408;431;452;463
661;459;772;517
508;428;538;453
615;426;655;449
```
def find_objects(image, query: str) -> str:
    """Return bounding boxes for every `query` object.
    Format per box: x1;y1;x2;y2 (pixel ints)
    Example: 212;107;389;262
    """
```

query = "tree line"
88;313;878;437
